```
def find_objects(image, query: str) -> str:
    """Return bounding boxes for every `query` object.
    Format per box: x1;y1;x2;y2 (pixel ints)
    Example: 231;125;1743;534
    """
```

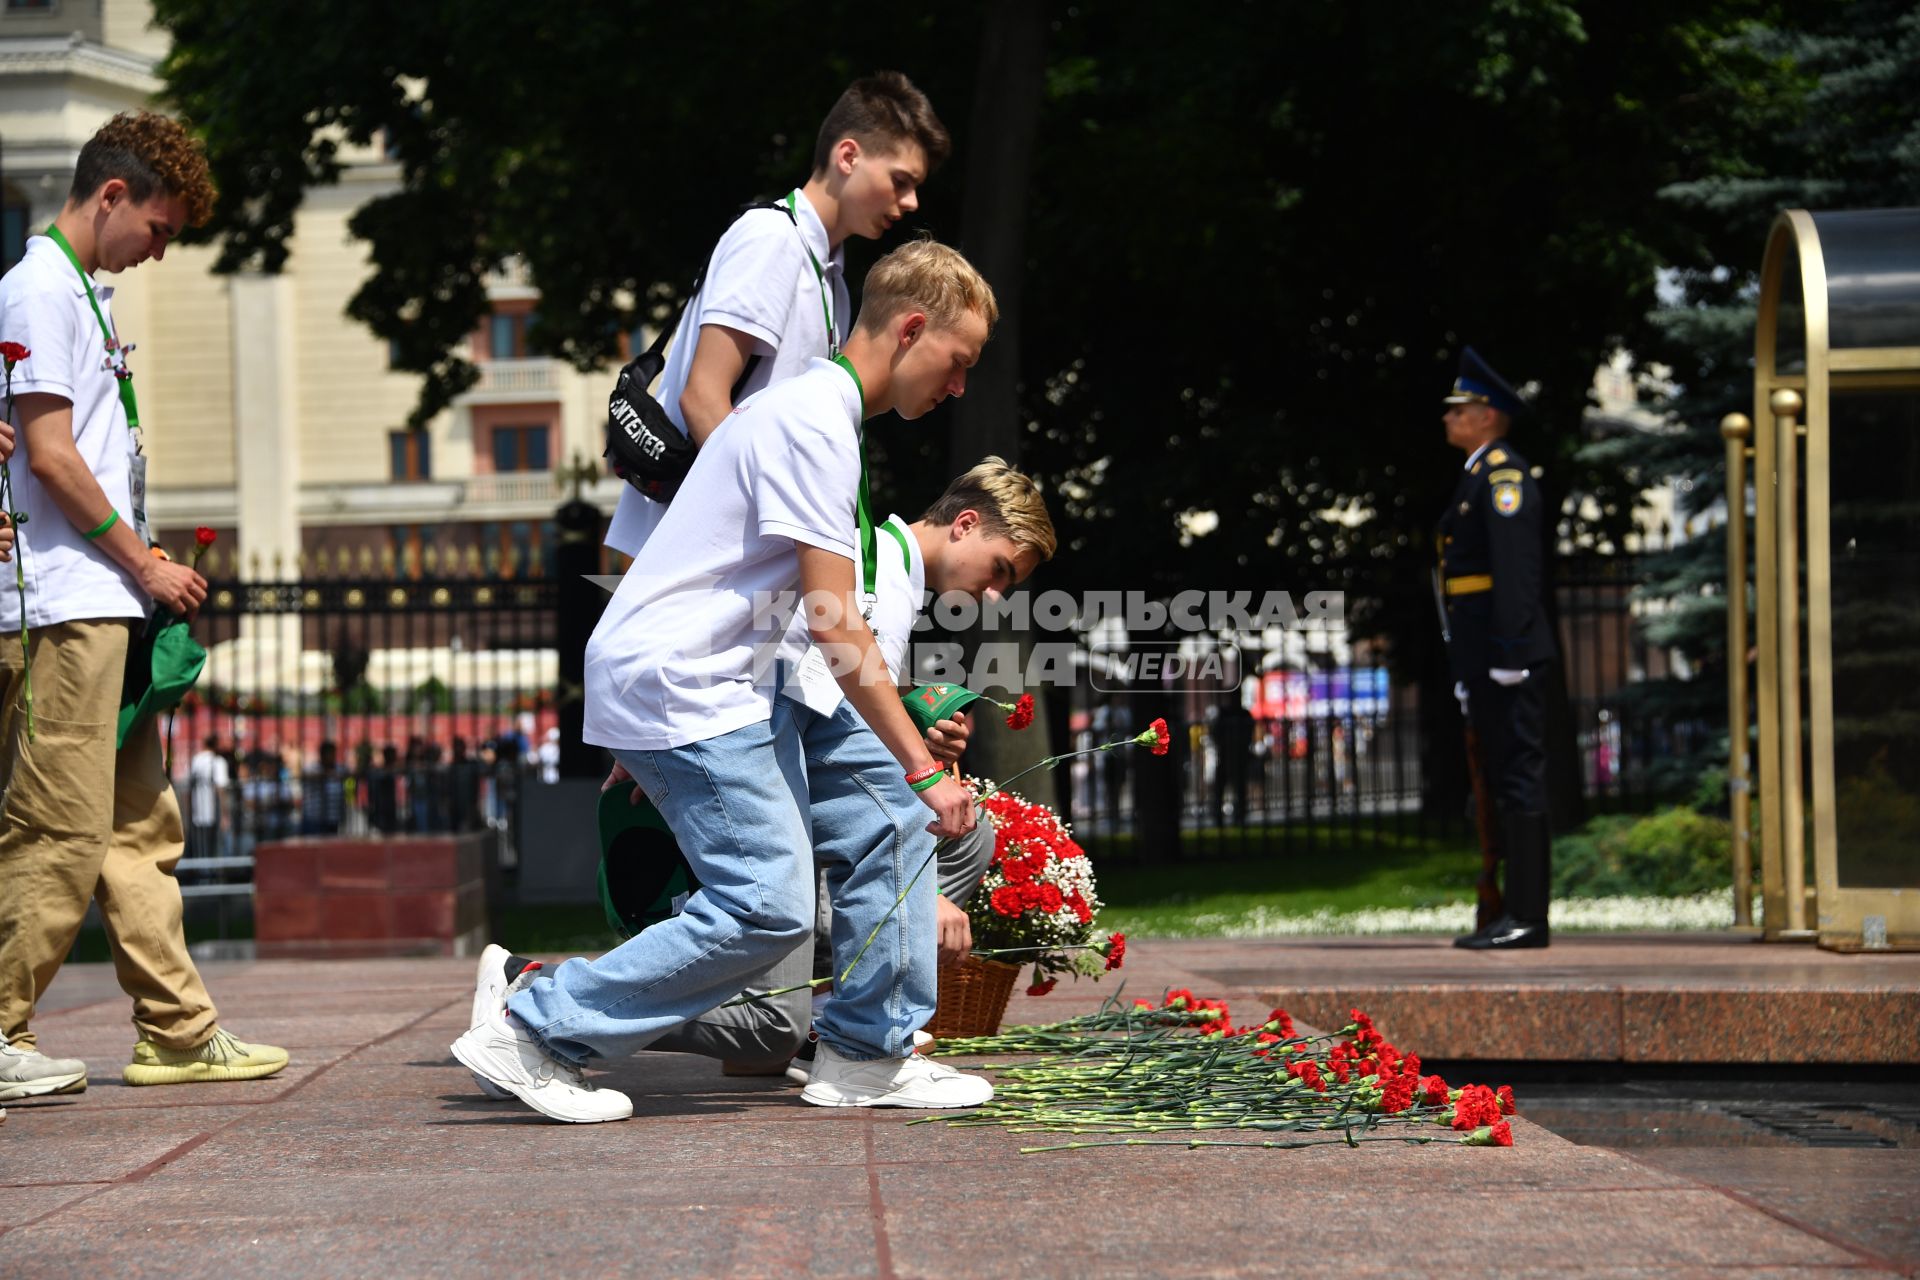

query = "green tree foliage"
1623;0;1920;798
158;1;1799;574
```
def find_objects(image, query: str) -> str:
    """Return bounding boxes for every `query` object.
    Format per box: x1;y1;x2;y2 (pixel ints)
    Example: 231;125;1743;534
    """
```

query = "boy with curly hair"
0;112;288;1103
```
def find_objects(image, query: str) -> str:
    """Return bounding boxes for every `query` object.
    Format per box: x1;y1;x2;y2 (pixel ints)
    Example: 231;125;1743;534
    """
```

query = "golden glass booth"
1731;208;1920;950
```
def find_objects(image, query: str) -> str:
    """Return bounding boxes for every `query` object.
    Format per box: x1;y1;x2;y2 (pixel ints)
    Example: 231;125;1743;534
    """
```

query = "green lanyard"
43;225;141;436
881;518;913;575
785;192;838;357
830;353;878;606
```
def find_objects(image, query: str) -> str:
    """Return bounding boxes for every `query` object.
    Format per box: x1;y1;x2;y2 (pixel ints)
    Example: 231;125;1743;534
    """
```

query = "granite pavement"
3;936;1915;1277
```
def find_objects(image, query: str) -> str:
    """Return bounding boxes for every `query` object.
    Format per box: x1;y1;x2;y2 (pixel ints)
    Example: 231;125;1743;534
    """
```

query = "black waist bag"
605;349;694;501
603;199;794;504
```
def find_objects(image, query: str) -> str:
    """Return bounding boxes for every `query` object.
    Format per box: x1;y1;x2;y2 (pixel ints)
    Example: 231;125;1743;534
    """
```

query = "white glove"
1453;681;1470;714
1489;667;1530;687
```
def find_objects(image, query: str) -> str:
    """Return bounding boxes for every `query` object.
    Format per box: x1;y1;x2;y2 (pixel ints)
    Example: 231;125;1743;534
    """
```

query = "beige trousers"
0;618;217;1050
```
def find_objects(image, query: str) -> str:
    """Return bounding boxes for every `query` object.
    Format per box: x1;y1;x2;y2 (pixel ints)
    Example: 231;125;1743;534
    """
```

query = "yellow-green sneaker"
124;1028;290;1086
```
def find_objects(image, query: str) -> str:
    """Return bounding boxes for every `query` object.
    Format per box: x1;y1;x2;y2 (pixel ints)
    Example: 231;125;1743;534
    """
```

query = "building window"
388;523;441;578
5;0;59;10
488;315;516;360
1;205;27;275
389;430;431;481
491;424;550;473
486;310;541;360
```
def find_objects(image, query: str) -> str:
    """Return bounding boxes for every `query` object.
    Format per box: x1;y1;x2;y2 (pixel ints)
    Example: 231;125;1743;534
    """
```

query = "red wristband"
904;764;941;786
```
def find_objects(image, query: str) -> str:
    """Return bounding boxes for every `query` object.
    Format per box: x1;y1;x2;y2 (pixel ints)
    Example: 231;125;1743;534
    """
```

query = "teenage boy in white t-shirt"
454;240;999;1122
601;71;948;561
0;113;287;1100
642;458;1057;1076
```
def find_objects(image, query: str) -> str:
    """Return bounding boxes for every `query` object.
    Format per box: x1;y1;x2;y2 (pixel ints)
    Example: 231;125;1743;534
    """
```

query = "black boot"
1460;812;1550;950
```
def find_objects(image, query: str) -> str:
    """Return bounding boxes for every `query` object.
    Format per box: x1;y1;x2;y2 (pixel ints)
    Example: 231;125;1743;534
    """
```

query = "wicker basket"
926;955;1022;1040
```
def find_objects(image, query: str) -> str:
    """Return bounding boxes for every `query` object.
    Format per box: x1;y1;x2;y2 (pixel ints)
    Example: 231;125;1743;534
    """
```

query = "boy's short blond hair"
855;238;998;338
922;456;1056;563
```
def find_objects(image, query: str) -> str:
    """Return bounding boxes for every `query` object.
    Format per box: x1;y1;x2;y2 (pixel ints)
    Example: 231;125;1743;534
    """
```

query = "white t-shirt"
785;514;923;716
188;749;230;827
603;189;850;558
583;359;864;752
0;235;147;630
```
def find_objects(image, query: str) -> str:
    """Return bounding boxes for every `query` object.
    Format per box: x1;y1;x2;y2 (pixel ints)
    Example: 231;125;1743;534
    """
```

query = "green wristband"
908;772;944;793
82;510;120;541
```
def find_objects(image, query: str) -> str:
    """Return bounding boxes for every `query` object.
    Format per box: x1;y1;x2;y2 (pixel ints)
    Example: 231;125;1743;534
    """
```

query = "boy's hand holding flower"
924;709;971;763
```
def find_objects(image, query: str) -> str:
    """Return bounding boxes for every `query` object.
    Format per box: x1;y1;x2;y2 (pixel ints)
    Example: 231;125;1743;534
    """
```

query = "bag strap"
643;198;797;361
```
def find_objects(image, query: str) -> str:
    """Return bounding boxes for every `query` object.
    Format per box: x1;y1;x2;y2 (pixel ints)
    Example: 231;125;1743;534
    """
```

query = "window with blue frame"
491;425;549;473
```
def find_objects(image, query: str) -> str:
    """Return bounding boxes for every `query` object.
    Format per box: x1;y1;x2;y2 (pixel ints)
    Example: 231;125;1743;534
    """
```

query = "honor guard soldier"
1435;348;1557;949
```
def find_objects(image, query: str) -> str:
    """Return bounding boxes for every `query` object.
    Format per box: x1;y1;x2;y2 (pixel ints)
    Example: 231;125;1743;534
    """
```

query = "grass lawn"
1093;828;1481;936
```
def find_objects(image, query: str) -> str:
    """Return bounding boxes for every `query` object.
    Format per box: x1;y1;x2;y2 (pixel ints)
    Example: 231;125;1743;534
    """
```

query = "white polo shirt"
603;189;849;558
584;358;863;752
0;235;145;631
784;513;923;716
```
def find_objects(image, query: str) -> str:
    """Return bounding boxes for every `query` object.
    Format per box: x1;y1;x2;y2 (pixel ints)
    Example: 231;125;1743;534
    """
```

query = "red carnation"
989;885;1025;917
1497;1085;1516;1115
1004;693;1035;731
1264;1008;1295;1038
1036;882;1064;913
1380;1076;1416;1114
1002;857;1035;885
1103;932;1126;970
1420;1075;1451;1107
1027;977;1058;997
1491;1119;1513;1146
1451;1084;1502;1131
0;341;29;364
195;526;217;548
1132;998;1155;1010
1149;717;1171;755
1164;988;1195;1010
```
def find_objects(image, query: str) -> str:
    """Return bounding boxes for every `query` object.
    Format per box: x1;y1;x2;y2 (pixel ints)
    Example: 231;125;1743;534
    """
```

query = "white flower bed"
1116;891;1758;939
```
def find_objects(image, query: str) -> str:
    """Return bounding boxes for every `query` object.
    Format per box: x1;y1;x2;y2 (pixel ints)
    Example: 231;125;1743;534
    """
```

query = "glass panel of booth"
1825;390;1920;893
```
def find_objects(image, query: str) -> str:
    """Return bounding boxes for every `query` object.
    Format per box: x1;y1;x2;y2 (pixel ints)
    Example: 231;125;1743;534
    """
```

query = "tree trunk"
949;0;1055;803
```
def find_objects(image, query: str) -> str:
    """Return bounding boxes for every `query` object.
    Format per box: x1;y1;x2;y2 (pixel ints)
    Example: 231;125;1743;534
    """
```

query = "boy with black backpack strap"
602;70;949;550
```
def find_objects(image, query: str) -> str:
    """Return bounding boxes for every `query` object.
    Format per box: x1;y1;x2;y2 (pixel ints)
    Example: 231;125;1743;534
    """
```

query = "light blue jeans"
506;699;937;1066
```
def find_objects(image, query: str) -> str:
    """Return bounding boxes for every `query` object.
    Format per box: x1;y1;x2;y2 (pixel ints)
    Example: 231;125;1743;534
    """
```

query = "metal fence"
165;555;562;928
1056;553;1708;862
164;547;1707;926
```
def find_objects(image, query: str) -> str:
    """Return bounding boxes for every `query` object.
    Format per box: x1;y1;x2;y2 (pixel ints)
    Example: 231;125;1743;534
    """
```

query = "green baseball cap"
596;783;700;941
902;682;985;735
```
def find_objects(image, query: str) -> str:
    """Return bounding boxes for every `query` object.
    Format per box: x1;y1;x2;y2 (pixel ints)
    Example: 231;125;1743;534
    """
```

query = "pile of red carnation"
1117;993;1517;1146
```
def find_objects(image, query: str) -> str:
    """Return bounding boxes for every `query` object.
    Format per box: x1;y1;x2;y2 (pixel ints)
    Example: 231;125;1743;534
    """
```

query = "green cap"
902;682;986;735
117;614;208;749
596;783;700;941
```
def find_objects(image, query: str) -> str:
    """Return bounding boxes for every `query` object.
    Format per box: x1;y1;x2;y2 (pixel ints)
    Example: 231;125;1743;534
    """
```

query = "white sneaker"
0;1040;88;1101
800;1038;993;1109
449;975;631;1124
465;945;541;1099
786;1028;934;1086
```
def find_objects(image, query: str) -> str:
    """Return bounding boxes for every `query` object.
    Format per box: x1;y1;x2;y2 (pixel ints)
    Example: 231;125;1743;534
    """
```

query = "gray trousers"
646;811;996;1064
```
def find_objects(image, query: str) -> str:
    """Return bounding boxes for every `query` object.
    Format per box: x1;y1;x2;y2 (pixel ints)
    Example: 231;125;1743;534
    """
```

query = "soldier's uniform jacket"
1435;443;1557;684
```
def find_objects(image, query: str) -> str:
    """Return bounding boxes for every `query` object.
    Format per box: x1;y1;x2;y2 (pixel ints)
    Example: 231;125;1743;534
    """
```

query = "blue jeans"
505;700;936;1066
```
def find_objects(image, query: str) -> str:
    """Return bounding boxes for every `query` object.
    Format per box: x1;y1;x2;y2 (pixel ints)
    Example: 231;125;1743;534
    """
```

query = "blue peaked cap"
1442;347;1525;417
